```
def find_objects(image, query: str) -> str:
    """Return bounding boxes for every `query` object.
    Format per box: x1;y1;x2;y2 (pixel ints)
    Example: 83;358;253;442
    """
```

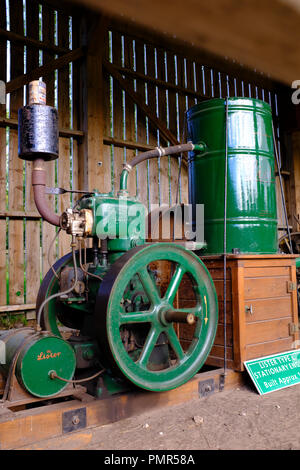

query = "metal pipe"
223;96;229;376
119;142;206;192
165;310;195;325
32;158;60;227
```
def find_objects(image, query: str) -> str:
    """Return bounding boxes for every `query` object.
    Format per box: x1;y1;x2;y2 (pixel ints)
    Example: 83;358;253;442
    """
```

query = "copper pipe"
32;158;60;226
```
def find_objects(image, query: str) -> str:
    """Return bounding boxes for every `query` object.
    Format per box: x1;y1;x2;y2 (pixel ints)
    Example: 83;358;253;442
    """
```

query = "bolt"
72;415;80;425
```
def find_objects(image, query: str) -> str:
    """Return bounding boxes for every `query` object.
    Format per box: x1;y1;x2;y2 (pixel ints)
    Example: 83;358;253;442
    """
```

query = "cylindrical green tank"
187;97;278;254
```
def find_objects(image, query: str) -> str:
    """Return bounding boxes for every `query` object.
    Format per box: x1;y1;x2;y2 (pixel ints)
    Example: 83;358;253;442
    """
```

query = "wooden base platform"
0;367;243;450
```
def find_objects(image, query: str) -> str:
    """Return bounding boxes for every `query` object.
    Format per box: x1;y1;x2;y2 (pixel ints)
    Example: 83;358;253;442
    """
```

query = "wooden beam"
6;47;85;95
0;367;243;450
108;18;276;91
111;64;206;100
71;0;300;85
103;59;179;146
0;211;40;219
103;136;159;153
0;117;84;139
77;14;109;192
0;28;69;56
0;303;35;313
39;0;84;15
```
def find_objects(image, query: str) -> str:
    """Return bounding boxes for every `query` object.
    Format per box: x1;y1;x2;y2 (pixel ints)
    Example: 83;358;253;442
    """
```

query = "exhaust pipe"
18;80;60;226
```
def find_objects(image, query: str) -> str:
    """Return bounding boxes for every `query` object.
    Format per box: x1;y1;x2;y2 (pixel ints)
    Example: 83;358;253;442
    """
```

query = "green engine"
1;83;218;399
36;191;218;394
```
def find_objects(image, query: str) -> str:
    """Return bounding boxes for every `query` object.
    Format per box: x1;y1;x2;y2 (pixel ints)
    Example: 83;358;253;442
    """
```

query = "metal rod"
165;310;195;325
223;96;229;376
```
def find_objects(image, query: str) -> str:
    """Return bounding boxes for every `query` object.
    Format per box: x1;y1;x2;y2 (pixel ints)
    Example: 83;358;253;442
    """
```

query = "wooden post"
0;0;7;307
8;0;25;308
231;261;246;370
25;0;41;311
78;14;109;193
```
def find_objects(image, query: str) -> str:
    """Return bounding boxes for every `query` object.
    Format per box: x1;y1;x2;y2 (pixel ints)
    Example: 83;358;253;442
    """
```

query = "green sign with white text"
244;349;300;395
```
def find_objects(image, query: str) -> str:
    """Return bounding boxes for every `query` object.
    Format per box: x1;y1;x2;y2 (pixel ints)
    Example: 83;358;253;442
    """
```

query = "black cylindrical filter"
18;104;59;161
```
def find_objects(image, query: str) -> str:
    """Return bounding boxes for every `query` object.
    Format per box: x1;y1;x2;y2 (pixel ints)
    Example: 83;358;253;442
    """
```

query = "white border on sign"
244;349;300;395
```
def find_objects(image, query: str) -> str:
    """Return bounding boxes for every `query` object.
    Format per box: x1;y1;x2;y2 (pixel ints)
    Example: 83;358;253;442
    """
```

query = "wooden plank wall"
0;4;290;319
0;0;80;319
102;20;288;216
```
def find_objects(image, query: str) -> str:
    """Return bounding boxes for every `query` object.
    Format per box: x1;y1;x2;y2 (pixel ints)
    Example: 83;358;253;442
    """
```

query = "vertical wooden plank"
99;26;112;195
231;261;246;370
185;58;196;109
58;10;71;257
290;262;299;345
219;72;228;99
227;74;235;98
156;47;168;207
290;131;300;232
25;0;41;308
175;55;186;145
236;78;244;98
71;13;79;199
145;43;159;208
0;0;7;305
135;38;148;208
171;54;186;207
41;3;56;275
8;0;24;306
123;35;135;142
196;63;209;98
180;58;195;205
112;30;125;195
123;34;136;197
78;14;110;205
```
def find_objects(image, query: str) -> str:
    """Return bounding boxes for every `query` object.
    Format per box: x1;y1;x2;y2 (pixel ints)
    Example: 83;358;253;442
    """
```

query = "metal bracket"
45;187;93;195
287;281;297;293
219;373;225;391
198;378;215;398
289;322;299;335
245;304;254;315
62;407;87;434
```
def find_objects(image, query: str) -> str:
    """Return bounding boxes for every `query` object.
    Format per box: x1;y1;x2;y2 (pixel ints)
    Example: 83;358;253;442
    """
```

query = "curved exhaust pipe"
18;81;60;227
32;159;60;227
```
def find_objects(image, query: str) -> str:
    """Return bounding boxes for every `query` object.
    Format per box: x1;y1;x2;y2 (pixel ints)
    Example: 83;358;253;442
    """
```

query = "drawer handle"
245;304;254;315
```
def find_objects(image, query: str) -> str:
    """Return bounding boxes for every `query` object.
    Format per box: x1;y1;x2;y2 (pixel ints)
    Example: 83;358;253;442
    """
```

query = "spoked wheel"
95;243;218;392
279;232;300;254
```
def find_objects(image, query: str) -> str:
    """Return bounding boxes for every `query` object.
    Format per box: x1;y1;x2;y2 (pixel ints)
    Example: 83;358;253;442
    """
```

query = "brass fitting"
60;208;94;237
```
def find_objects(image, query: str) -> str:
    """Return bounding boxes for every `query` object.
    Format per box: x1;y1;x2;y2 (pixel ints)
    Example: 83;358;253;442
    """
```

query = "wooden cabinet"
179;254;299;371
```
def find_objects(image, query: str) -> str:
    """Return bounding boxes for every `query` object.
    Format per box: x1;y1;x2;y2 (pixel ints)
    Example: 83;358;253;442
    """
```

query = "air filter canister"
18;104;59;161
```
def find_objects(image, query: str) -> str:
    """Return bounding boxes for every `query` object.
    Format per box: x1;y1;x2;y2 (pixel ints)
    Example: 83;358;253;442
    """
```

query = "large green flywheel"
95;243;218;392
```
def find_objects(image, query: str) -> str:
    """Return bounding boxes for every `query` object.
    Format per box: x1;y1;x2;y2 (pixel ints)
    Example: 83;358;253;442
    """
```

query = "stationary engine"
0;81;218;398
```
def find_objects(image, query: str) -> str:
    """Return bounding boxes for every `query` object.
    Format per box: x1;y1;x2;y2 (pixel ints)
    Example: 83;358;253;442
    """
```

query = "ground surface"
22;380;300;450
